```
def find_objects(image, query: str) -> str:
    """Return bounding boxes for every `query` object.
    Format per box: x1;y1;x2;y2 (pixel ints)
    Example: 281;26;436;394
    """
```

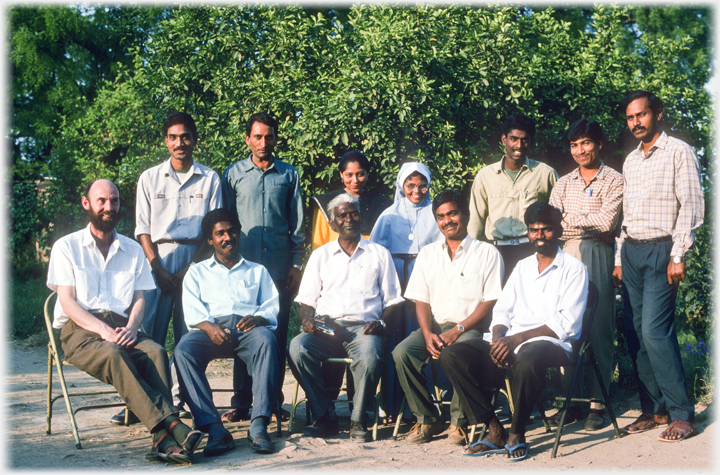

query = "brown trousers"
60;313;175;432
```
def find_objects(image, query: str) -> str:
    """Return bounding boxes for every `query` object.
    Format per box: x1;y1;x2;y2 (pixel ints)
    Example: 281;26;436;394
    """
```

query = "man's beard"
533;240;556;257
89;208;120;232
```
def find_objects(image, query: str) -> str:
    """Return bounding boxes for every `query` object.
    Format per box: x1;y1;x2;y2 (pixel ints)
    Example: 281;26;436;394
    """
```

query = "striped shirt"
617;131;704;262
549;164;623;244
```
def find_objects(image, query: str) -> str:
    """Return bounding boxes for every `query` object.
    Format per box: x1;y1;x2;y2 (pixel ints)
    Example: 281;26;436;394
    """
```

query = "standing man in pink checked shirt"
549;119;623;431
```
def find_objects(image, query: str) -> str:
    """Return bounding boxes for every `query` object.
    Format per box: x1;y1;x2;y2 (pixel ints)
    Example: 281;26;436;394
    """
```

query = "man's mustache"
632;126;646;133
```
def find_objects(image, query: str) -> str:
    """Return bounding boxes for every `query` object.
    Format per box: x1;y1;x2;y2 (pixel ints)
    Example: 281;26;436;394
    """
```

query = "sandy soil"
4;340;715;472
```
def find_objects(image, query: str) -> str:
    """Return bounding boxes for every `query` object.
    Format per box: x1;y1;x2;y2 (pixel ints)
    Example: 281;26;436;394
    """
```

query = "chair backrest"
44;292;62;359
570;281;599;358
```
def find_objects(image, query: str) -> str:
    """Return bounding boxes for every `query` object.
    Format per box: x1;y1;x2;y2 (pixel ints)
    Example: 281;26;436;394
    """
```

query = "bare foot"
658;420;696;442
503;433;529;461
462;435;506;455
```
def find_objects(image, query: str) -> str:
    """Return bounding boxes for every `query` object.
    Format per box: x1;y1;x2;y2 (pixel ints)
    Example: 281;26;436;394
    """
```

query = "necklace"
403;199;418;241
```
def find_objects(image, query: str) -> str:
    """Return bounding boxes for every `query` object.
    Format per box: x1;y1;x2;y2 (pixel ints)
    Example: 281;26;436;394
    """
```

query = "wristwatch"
292;264;303;271
671;256;683;264
379;320;387;328
456;324;465;333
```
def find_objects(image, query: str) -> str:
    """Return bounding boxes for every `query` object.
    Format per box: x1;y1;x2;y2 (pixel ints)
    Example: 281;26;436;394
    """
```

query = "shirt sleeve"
671;144;705;258
403;248;430;304
467;174;488;241
378;246;404;309
294;249;322;308
221;165;237;217
208;171;223;211
548;180;564;213
288;169;306;268
135;253;156;291
563;173;624;235
134;171;152;239
255;267;280;330
46;239;75;290
481;245;504;302
182;264;214;329
544;262;588;343
489;265;518;333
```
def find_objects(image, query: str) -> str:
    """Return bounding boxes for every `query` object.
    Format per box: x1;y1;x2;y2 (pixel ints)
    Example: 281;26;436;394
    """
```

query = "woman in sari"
370;162;442;422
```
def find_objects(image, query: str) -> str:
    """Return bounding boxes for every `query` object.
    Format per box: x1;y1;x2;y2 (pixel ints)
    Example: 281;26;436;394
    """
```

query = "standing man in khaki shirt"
468;114;558;283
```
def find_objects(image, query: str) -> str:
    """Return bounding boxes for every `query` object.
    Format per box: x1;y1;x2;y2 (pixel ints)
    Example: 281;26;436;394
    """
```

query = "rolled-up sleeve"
135;171;152;239
294;250;322;309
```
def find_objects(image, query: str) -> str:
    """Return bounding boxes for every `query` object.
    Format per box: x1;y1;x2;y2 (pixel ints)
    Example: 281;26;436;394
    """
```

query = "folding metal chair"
289;357;382;441
44;292;127;449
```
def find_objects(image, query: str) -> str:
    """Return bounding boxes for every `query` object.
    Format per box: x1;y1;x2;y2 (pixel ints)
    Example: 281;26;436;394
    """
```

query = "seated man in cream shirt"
288;193;403;443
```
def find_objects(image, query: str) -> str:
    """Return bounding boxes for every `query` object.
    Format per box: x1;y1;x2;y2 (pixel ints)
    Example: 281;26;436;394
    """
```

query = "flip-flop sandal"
503;443;530;462
658;420;697;443
462;440;505;457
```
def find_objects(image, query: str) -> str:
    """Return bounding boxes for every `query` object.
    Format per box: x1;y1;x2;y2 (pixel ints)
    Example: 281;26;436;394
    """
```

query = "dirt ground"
4;339;715;472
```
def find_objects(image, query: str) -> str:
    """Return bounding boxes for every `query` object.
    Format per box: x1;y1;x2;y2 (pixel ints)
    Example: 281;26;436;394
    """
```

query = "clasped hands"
199;316;264;346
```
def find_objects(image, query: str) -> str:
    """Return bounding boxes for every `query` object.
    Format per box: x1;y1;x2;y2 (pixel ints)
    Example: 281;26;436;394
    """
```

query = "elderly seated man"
47;179;203;465
173;208;281;456
289;193;403;443
440;202;588;462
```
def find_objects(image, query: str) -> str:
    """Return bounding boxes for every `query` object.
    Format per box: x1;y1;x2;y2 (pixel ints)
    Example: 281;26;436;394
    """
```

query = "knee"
288;335;307;363
439;344;460;370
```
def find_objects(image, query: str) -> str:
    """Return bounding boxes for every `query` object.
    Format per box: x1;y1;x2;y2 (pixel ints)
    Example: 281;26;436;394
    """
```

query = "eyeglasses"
404;183;428;192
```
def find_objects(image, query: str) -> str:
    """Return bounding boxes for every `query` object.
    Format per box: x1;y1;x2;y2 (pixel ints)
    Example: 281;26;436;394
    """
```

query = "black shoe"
203;431;236;457
548;406;583;428
584;410;605;431
303;412;340;438
349;420;368;443
248;429;274;454
110;409;140;426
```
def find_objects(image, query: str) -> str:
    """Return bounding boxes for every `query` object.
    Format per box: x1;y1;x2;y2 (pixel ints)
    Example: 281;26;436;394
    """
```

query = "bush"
11;276;51;340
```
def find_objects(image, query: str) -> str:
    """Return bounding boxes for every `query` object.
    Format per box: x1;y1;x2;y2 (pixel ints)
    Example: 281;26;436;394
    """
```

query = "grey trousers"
392;322;483;426
562;239;615;409
288;324;383;423
173;326;280;430
60;316;174;432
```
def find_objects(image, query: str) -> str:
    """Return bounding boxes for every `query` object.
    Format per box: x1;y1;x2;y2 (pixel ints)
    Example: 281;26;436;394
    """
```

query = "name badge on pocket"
157;194;165;199
196;194;204;198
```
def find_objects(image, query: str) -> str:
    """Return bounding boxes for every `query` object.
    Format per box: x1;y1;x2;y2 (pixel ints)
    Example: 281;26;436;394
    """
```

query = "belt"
494;237;529;246
155;239;201;245
625;235;672;246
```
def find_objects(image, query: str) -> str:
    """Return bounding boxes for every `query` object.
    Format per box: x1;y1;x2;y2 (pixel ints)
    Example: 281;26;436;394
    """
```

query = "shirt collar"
81;223;121;251
534;246;565;275
240;154;278;173
490;156;533;173
210;253;246;270
441;233;474;252
569;162;608;184
634;131;669;157
330;235;369;256
162;157;201;178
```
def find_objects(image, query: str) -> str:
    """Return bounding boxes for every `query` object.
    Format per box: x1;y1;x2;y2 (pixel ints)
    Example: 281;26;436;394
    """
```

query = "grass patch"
11;276;51;340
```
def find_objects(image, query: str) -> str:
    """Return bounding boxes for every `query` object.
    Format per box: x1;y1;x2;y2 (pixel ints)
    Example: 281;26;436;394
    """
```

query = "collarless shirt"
295;237;404;324
617;131;704;261
47;224;156;328
549;164;624;246
404;234;504;327
182;254;279;331
135;158;222;241
468;157;558;241
490;248;588;356
221;155;305;280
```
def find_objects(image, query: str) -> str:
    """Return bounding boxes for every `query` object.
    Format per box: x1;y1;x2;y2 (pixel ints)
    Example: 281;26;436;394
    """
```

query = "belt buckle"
510;239;519;245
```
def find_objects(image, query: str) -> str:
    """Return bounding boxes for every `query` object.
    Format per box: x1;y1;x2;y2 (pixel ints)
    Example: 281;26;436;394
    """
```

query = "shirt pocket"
231;280;259;305
110;270;135;311
351;265;378;296
74;267;99;305
457;273;482;300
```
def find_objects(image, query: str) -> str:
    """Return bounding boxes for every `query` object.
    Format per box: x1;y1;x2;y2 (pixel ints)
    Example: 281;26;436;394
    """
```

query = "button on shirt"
135;159;222;241
490;248;588;356
46;224;156;328
182;255;279;331
617;131;704;261
221;156;305;280
404;234;504;329
295;237;404;324
549;164;624;245
468;157;558;242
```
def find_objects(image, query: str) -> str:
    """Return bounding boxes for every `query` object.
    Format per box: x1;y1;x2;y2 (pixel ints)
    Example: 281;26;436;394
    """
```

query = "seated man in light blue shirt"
173;208;280;456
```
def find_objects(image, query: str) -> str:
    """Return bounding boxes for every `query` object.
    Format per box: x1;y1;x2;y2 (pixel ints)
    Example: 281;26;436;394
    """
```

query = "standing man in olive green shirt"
468;114;558;284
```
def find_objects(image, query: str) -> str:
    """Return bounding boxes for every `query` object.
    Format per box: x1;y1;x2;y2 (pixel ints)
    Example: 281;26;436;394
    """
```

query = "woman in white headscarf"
370;162;442;422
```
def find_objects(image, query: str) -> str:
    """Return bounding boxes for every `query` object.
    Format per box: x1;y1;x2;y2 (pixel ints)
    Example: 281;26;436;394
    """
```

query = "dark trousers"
495;242;535;285
622;240;693;422
60;314;174;432
440;338;569;435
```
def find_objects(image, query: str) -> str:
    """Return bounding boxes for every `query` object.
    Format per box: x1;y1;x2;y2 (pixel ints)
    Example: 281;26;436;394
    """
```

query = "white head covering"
393;162;433;204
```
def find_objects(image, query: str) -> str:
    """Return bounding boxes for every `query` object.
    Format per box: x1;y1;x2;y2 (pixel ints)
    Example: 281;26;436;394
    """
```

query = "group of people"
46;89;704;464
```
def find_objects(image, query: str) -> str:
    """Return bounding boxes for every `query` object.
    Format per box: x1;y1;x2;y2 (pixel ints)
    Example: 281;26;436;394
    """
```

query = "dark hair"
201;208;241;241
432;190;469;217
339;151;371;173
620;90;664;116
563;119;604;146
245;112;278;137
163;112;198;141
524;202;563;238
501;114;536;143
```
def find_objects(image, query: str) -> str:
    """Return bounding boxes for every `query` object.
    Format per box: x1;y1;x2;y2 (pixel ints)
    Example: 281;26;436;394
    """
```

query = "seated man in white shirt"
288;193;403;443
440;202;588;462
392;190;504;445
46;180;203;465
173;208;281;456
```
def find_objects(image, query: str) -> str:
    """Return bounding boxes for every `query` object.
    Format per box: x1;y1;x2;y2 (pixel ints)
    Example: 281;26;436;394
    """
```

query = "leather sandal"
146;432;172;463
621;413;667;434
658;419;697;443
168;420;204;454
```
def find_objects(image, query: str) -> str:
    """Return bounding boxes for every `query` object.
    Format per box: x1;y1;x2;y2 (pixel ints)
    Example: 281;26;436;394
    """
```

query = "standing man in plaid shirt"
549;119;623;431
613;90;703;442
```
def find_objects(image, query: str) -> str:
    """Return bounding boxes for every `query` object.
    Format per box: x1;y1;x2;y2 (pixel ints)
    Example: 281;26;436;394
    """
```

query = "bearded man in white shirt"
288;193;404;443
46;180;203;464
441;202;588;462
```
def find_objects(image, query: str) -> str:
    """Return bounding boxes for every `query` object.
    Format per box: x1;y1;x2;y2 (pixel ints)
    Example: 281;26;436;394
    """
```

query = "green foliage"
676;220;713;341
11;277;50;340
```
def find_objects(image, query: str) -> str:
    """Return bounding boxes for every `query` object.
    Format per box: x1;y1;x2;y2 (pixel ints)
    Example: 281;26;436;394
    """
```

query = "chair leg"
46;347;53;435
55;358;83;449
591;355;622;439
372;378;381;441
289;380;301;433
392;396;408;440
275;399;283;437
551;362;584;458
